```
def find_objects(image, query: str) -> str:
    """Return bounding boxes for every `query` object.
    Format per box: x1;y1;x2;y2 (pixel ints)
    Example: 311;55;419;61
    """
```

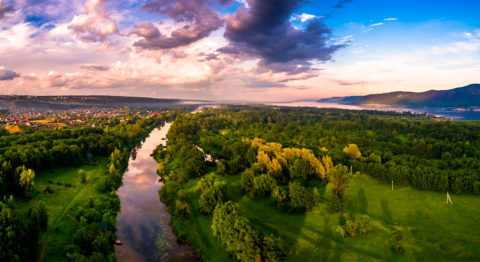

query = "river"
267;101;480;120
115;123;198;262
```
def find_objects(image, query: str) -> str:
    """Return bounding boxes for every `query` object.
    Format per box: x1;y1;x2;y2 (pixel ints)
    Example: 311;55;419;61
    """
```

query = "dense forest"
154;106;480;261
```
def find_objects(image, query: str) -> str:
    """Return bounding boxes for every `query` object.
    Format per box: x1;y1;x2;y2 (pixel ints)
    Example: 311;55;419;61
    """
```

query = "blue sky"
0;0;479;100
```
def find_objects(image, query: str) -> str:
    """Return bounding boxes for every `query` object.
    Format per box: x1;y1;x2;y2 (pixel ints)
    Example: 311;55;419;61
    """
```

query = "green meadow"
173;173;480;261
16;158;108;262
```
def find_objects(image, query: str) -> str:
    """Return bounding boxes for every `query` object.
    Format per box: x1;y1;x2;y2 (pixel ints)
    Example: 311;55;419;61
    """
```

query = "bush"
391;226;404;253
79;169;86;183
474;181;480;195
175;200;191;218
340;215;371;238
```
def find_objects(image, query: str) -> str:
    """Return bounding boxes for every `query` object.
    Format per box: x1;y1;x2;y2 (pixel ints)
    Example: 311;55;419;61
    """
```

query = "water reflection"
115;123;198;262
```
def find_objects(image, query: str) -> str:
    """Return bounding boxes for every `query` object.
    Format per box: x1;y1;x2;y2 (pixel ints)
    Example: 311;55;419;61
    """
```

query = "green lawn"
17;158;108;262
237;174;480;261
178;173;480;261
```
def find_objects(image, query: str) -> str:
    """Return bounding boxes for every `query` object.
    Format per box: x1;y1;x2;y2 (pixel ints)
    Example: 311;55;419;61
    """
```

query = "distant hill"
0;95;186;111
318;84;480;108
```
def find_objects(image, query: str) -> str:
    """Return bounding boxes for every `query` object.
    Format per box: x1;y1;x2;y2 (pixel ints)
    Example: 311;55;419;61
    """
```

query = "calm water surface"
268;102;480;120
115;123;198;262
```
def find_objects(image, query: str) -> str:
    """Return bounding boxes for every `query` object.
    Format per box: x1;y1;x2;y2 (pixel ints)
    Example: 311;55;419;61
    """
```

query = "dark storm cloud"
131;0;225;49
0;1;14;20
334;0;353;9
220;0;344;75
0;68;20;81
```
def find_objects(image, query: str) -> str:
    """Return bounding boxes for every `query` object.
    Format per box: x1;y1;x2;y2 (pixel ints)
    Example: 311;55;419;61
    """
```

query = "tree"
199;185;224;214
322;156;334;173
343;144;362;159
288;158;313;183
328;165;350;201
19;167;35;193
199;174;225;214
241;169;255;195
212;202;261;261
262;235;286;262
0;196;29;261
253;174;276;197
216;160;226;175
288;182;313;212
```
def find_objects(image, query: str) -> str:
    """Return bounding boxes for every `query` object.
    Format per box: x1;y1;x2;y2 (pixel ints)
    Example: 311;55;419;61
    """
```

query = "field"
17;158;108;262
176;173;480;261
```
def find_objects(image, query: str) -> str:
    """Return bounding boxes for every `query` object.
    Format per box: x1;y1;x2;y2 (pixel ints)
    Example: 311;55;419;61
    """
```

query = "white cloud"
69;0;118;43
235;0;249;8
384;18;397;21
299;13;317;22
370;22;384;27
291;13;318;23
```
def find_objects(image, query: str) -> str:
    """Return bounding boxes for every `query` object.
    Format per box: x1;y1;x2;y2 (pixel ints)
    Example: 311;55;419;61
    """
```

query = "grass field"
175;173;480;261
17;158;108;262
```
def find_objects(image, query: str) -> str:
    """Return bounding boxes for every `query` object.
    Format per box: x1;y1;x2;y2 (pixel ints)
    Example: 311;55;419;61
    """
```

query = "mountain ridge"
318;84;480;108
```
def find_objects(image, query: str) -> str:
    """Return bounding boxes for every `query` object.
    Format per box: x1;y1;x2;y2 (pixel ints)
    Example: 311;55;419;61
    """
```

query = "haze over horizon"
0;0;479;101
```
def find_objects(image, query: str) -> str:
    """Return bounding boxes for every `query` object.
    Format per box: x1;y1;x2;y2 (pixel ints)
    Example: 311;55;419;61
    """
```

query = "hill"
318;84;480;108
0;95;187;111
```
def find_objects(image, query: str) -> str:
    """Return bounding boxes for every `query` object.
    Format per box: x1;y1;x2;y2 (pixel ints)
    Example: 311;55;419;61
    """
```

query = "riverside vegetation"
0;106;196;261
154;106;480;261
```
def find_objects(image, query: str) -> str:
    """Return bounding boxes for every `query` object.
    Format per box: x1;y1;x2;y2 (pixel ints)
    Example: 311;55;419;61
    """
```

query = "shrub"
391;226;404;253
474;181;480;195
175;200;191;218
341;215;371;237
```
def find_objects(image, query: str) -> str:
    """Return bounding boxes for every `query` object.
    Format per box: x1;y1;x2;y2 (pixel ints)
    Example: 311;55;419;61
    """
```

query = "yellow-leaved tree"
343;144;362;159
19;167;35;193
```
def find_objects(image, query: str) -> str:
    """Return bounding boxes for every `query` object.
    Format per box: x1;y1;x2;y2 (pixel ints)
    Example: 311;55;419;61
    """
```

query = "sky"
0;0;479;101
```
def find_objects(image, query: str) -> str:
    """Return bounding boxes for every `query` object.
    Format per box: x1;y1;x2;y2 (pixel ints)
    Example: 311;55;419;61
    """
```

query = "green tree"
262;234;286;262
328;165;350;201
288;182;313;212
19;167;35;193
241;169;255;195
253;174;276;197
212;202;261;261
288;158;314;183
